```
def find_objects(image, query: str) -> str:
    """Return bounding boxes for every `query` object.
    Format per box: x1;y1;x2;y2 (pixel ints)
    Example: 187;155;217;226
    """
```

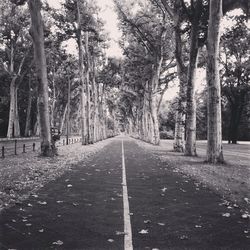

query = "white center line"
122;139;133;250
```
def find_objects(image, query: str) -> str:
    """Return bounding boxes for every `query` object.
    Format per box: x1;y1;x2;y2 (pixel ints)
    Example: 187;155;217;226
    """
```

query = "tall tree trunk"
91;58;98;143
228;99;244;144
76;0;87;145
28;0;53;156
172;0;187;152
7;76;18;138
149;57;163;145
174;107;185;151
50;71;56;127
25;77;32;136
14;87;20;136
184;0;202;156
60;103;68;135
206;0;224;163
66;75;71;144
84;31;91;144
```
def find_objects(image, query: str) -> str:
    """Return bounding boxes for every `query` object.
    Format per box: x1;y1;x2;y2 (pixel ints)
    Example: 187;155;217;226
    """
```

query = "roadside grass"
135;139;250;215
0;138;114;212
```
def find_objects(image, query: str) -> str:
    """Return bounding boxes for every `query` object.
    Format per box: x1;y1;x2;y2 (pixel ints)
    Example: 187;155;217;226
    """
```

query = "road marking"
122;139;133;250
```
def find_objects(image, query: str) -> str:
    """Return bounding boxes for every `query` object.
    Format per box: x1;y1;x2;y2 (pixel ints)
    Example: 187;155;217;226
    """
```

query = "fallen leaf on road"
27;203;32;207
157;222;165;226
52;240;63;246
138;229;148;234
180;235;188;240
195;225;202;228
241;213;249;219
37;201;47;205
222;213;230;217
67;184;72;188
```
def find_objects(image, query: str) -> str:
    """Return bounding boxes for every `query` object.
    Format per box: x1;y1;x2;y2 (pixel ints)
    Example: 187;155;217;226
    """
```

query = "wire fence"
0;136;82;159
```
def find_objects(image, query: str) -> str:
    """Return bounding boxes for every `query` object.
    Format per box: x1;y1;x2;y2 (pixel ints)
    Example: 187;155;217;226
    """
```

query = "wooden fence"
1;137;82;158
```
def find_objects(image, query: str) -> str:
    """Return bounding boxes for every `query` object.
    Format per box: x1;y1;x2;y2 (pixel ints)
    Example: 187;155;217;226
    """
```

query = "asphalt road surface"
0;137;249;249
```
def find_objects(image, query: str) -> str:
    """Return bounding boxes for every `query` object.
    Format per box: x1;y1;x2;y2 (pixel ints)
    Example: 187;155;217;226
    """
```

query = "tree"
206;0;248;163
220;14;250;144
115;0;175;144
28;0;54;156
0;2;31;138
206;0;224;163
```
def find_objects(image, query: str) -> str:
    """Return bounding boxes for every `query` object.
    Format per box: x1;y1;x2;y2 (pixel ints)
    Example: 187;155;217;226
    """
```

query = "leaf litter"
138;229;149;234
0;138;114;212
52;240;63;246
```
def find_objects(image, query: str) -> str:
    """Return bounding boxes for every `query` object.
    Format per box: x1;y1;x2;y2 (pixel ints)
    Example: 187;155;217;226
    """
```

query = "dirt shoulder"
135;139;250;215
0;138;114;213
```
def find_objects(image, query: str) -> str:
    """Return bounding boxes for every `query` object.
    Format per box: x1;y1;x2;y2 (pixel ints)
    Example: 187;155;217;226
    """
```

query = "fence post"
2;146;4;158
63;139;65;146
23;144;26;153
33;143;35;151
15;140;17;155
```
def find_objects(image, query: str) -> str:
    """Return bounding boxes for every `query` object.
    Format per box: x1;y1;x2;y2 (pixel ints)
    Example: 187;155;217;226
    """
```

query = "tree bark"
84;31;91;144
228;98;244;144
76;0;87;145
25;76;32;136
28;0;53;156
206;0;224;163
149;54;164;145
50;70;56;127
172;0;187;152
7;76;18;138
91;58;98;142
60;103;68;135
184;0;202;156
66;75;71;144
